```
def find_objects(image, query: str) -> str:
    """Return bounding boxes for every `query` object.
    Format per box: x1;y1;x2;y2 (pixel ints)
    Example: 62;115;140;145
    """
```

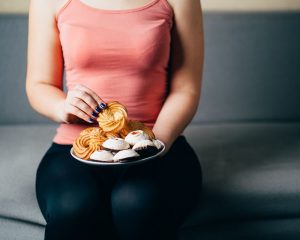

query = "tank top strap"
55;0;73;21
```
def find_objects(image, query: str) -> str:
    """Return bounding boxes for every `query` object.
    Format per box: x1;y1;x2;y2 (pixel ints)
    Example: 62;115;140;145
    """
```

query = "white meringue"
125;130;149;145
90;150;114;162
102;138;130;151
113;149;140;162
132;139;155;151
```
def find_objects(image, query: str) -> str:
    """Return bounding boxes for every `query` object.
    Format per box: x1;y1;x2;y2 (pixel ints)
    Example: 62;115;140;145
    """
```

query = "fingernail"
88;118;94;123
92;111;98;117
99;103;107;109
95;106;102;113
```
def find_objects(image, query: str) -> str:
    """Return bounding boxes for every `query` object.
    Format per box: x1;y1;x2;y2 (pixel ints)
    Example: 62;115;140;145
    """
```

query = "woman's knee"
39;171;117;240
37;165;108;224
111;178;176;239
112;178;161;215
45;184;107;224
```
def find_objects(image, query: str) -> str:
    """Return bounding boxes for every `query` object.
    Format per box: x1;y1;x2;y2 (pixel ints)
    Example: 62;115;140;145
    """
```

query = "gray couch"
1;12;300;240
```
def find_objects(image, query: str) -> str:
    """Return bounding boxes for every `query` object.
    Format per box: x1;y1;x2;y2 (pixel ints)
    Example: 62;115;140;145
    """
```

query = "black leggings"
35;135;202;240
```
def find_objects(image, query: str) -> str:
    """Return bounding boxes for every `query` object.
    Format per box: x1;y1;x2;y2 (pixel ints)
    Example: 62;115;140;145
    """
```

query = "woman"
26;0;204;239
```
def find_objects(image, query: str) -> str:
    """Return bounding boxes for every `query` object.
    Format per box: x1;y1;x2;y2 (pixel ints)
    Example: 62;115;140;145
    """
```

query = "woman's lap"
157;136;203;226
113;136;202;228
35;135;202;239
35;143;117;239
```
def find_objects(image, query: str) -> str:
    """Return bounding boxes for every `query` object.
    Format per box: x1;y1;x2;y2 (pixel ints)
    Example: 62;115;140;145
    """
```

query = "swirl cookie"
97;101;128;134
73;127;106;160
73;134;103;160
79;127;103;138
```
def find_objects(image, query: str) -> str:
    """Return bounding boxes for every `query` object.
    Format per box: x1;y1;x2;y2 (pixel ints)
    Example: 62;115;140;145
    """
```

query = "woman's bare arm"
152;0;204;154
26;0;66;122
26;0;106;124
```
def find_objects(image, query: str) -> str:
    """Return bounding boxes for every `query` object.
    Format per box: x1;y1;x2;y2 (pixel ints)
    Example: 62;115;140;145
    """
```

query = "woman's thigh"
156;135;203;226
35;143;116;239
111;159;176;240
110;135;203;239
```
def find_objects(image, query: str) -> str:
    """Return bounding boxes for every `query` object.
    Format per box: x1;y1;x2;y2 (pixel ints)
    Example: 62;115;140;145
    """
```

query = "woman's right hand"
58;84;107;124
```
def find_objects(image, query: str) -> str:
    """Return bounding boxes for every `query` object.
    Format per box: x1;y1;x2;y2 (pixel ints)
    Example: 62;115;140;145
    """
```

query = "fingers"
64;84;108;124
71;97;98;120
65;104;94;123
74;84;107;110
72;90;99;115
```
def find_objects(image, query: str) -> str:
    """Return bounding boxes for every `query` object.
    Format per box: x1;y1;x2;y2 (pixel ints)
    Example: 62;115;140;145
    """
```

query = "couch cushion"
182;122;300;229
1;122;300;230
0;217;44;240
0;125;56;226
179;218;300;240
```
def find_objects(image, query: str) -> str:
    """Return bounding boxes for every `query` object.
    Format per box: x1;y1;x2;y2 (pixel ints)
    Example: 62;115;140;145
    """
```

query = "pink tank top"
53;0;174;144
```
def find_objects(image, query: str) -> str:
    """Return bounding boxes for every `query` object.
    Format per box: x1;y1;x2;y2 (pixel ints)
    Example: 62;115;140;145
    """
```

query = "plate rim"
70;139;165;166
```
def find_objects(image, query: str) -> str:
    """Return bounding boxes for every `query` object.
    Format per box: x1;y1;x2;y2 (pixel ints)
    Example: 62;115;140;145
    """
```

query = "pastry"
152;139;163;150
72;101;160;162
119;126;131;139
97;101;128;134
102;137;130;152
79;127;101;136
127;120;156;140
90;150;114;162
103;131;120;139
73;134;104;160
124;130;149;146
132;139;159;157
113;149;140;162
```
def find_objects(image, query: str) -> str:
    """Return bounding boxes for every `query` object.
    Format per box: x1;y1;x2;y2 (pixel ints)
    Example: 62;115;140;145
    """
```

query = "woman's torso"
53;0;174;144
